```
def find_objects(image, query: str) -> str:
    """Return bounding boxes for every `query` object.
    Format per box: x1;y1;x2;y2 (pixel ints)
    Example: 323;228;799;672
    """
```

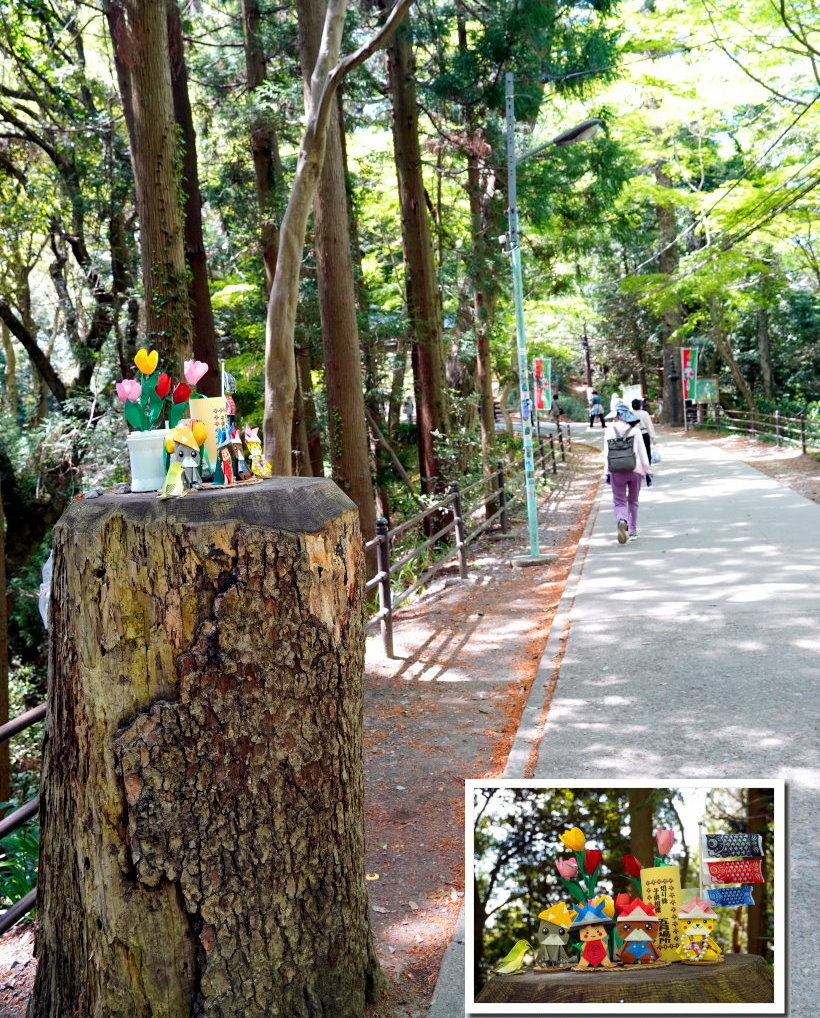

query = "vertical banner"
681;347;698;401
533;358;544;410
641;865;683;961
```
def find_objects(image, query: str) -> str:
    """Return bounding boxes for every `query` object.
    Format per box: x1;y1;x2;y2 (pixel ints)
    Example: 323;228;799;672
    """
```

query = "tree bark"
384;13;449;497
28;479;380;1018
0;320;17;418
0;494;8;807
756;308;774;400
167;0;220;395
628;788;656;867
655;165;683;426
106;0;194;368
746;788;772;962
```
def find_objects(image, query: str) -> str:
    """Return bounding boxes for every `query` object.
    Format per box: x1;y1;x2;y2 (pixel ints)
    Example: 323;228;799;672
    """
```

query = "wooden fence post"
548;435;558;475
497;460;508;533
557;426;566;463
450;482;468;579
775;410;781;447
375;516;394;658
537;435;549;481
801;413;807;454
30;479;381;1018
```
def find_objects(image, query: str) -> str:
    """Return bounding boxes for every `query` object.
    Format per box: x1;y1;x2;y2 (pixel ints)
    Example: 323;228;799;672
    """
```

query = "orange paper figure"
615;898;661;965
676;897;723;963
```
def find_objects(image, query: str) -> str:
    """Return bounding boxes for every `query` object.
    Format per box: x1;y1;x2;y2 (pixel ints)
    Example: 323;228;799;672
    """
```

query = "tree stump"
28;478;381;1018
475;953;774;1005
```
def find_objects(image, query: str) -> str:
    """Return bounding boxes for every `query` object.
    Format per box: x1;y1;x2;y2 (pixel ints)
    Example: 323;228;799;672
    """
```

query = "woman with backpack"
603;402;652;543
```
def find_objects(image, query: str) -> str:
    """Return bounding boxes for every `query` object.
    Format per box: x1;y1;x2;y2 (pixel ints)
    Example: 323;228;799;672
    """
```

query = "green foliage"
0;813;39;907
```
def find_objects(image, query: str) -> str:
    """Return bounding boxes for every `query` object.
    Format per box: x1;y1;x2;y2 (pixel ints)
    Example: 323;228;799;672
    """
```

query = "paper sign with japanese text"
641;865;683;961
190;396;230;463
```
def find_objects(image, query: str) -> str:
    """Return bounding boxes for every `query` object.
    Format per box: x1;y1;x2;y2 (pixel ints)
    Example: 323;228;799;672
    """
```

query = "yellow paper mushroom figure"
676;898;723;963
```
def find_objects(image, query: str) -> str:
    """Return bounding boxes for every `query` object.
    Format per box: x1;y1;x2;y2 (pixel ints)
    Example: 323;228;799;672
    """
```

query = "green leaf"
146;388;166;428
141;370;160;391
169;401;190;428
124;401;146;431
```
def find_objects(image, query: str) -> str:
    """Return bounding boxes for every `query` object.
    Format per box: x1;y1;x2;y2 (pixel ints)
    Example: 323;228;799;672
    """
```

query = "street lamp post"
505;70;603;562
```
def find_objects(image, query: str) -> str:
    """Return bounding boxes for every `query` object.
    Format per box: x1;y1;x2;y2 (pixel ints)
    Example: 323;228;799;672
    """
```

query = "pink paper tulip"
655;828;675;856
183;359;209;386
556;857;578;880
115;379;141;402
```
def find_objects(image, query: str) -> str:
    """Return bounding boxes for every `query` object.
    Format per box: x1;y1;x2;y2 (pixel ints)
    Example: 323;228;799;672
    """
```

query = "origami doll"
677;898;723;963
534;902;577;968
160;425;203;497
571;900;618;969
615;898;661;965
244;426;272;478
230;427;251;479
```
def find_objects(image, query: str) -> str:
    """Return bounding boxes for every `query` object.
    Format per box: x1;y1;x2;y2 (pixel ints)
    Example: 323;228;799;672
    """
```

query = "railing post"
750;411;756;438
537;435;548;480
548;434;558;475
801;413;807;454
375;517;394;658
556;425;566;463
450;481;468;579
496;460;508;533
565;422;572;451
775;410;781;447
714;403;721;427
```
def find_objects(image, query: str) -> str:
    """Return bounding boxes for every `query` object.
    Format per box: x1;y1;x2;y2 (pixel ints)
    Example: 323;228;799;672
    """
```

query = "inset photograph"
466;780;784;1014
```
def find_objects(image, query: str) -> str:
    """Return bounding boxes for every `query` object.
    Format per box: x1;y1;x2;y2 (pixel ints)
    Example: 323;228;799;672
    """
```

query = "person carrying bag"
603;402;652;543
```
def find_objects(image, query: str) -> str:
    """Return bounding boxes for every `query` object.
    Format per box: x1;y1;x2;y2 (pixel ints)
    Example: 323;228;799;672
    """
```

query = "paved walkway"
429;428;818;1016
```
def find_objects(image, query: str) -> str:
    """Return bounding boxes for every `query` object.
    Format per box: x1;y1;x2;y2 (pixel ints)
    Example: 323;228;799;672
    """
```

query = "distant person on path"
631;398;657;461
403;395;415;424
550;392;563;423
604;402;652;543
588;390;605;427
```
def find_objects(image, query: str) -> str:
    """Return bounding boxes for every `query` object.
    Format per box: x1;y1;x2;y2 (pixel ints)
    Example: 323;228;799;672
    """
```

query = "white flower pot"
127;429;167;492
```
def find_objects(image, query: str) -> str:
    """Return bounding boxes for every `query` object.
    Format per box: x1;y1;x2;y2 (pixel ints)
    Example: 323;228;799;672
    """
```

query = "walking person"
631;398;657;461
550;391;563;424
588;390;605;428
603;402;652;544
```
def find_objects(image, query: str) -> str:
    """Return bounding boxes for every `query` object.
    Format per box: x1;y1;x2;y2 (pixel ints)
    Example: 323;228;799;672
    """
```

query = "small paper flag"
703;833;763;858
705;859;764;884
705;885;756;908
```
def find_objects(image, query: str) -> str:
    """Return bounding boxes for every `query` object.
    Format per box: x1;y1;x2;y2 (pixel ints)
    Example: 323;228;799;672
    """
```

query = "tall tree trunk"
262;0;414;473
385;13;449;498
746;788;773;962
297;3;376;553
28;481;380;1017
167;0;219;395
297;345;325;476
1;321;17;419
757;308;774;400
655;165;683;426
628;788;656;868
0;494;8;808
106;0;193;369
708;295;756;410
241;0;283;292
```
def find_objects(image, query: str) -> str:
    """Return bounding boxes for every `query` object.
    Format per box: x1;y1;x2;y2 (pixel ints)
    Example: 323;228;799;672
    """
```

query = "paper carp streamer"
706;859;764;884
704;832;763;858
705;885;755;908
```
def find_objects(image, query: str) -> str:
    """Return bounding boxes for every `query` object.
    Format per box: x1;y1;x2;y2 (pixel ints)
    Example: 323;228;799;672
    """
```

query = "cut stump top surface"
60;476;356;534
475;953;774;1005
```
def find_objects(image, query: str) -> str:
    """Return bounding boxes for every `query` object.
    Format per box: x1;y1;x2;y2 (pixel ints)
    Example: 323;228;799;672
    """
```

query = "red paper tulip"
155;372;172;398
614;892;634;915
172;382;192;404
583;849;602;875
655;829;675;856
622;854;643;878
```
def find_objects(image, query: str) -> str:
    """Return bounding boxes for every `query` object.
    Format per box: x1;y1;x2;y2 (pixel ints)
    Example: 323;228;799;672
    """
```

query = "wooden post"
450;481;468;579
548;435;558;475
375;516;393;658
537;436;548;481
496;461;508;533
29;479;381;1018
556;426;566;463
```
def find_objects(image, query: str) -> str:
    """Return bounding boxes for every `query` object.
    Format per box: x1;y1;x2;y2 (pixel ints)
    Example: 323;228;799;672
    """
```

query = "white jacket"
603;420;652;476
634;408;656;439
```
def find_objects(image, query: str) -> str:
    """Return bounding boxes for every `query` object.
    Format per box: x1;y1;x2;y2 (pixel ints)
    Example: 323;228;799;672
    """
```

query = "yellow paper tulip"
191;420;208;447
134;348;159;375
591;894;615;918
559;826;586;852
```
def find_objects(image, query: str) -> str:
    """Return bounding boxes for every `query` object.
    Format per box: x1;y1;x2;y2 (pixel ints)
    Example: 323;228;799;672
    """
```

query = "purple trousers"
610;471;643;532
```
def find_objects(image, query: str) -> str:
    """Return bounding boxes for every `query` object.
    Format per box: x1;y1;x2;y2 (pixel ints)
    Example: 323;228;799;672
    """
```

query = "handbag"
651;449;662;464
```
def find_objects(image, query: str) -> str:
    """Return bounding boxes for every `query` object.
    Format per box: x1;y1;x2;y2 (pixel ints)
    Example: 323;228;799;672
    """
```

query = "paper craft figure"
244;426;272;477
213;428;235;485
676;897;723;963
493;939;531;975
570;900;617;970
534;903;577;968
230;427;252;479
160;425;203;498
615;898;661;965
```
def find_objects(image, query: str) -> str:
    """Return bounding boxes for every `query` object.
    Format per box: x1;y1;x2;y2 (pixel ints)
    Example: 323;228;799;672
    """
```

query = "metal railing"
0;701;46;934
365;426;573;656
696;405;820;454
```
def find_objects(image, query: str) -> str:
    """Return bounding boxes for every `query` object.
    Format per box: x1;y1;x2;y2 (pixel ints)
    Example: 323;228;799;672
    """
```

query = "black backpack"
607;431;636;472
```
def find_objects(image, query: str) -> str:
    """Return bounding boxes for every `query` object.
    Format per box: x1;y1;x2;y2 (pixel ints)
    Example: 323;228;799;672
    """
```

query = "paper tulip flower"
556;858;578;880
614;892;633;915
559;827;586;852
184;359;209;386
655;829;675;857
583;849;602;875
191;419;208;447
622;854;643;879
134;348;159;375
115;379;141;403
172;382;192;404
155;372;172;399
